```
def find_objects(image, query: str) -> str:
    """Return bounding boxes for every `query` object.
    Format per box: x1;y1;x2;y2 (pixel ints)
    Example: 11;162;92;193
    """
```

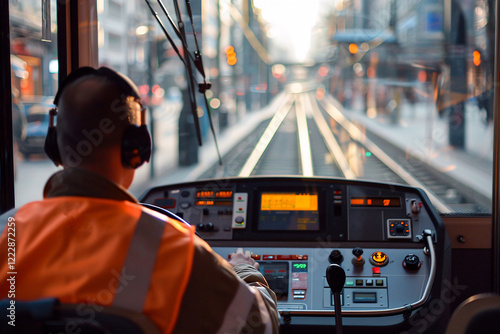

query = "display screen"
258;192;320;231
353;292;377;303
258;262;289;301
292;262;308;273
350;197;401;207
195;190;233;206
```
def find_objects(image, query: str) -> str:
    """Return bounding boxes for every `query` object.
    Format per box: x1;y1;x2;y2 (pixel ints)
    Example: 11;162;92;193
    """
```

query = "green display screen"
292;262;308;273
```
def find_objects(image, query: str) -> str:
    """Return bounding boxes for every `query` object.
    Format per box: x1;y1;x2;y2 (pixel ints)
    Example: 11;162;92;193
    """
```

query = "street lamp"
136;24;156;178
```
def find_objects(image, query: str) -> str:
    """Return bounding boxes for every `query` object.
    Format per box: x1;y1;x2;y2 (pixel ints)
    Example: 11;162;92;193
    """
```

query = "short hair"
55;72;143;166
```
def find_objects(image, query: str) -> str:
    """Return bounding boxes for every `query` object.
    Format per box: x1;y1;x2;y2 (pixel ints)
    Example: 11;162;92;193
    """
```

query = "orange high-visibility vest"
0;197;195;333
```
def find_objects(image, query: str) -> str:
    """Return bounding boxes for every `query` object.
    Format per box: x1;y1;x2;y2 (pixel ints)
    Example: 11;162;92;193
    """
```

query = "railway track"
200;88;490;213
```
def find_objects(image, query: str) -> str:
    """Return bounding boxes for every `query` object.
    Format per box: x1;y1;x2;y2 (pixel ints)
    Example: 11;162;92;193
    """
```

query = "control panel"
216;246;428;313
140;176;451;332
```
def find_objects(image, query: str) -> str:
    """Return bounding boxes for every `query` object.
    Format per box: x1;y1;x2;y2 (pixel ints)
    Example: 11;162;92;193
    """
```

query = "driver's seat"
0;298;161;334
445;293;500;334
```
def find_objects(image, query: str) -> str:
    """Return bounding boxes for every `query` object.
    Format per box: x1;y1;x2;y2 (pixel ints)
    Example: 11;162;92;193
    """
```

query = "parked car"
18;96;55;159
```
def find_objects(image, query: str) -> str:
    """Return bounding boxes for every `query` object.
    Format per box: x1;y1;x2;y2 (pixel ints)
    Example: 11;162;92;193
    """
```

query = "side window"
10;0;60;206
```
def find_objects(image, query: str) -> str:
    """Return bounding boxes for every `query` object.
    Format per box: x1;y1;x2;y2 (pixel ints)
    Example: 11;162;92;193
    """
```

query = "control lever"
351;247;365;266
326;264;346;334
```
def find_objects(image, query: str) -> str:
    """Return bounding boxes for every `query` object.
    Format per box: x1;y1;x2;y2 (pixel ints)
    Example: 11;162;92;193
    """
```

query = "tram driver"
0;67;279;333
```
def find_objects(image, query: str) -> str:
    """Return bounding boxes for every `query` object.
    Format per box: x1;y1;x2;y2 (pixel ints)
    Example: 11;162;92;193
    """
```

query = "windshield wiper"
143;0;222;164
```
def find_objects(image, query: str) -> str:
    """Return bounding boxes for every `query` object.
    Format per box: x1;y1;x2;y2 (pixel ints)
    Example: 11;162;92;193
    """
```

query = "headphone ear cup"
44;126;62;166
121;125;152;169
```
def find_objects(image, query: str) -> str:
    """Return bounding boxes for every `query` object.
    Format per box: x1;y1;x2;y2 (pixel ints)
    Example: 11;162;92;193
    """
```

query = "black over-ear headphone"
44;67;151;169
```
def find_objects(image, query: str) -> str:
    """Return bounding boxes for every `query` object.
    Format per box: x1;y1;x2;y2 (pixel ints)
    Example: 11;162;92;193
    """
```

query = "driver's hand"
228;248;259;269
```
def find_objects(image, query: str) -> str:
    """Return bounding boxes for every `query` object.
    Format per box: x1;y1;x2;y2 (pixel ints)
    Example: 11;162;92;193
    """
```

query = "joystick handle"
326;264;346;334
326;264;346;293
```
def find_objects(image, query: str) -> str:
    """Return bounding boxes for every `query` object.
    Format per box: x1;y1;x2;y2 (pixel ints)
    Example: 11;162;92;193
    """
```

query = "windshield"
10;0;494;214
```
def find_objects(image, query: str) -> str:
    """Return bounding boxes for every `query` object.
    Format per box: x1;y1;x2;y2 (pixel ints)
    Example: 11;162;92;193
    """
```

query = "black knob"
352;247;363;257
206;222;215;231
326;264;346;294
329;250;344;264
403;254;421;271
197;223;205;231
203;208;210;216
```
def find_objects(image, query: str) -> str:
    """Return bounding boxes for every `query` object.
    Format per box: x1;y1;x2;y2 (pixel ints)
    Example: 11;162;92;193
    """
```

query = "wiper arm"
144;0;222;162
143;0;187;69
183;0;222;164
172;0;202;146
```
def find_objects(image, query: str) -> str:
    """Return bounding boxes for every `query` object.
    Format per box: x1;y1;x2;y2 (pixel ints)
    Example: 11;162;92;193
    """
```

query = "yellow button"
371;252;387;264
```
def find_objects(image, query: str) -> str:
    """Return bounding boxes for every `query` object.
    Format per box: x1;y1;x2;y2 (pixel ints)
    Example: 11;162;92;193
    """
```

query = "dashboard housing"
140;176;452;333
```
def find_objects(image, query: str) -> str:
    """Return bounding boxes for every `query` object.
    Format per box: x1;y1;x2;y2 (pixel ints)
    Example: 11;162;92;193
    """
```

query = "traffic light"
473;50;481;66
225;46;237;65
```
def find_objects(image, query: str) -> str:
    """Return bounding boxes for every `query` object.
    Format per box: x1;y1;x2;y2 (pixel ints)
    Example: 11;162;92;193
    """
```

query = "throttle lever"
326;264;346;334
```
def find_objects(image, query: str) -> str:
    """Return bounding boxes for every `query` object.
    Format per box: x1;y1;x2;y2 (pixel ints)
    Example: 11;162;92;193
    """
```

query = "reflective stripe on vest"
112;210;165;312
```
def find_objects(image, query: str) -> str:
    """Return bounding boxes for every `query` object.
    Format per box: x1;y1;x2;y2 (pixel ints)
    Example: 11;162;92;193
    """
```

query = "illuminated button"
388;219;411;238
263;255;276;260
366;279;373;286
355;279;363;286
372;267;381;276
251;254;261;260
376;279;384;286
291;255;308;260
370;252;389;266
344;280;354;287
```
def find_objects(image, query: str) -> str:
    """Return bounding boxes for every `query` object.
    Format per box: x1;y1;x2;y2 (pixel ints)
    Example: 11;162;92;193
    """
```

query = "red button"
263;255;276;260
372;267;381;276
277;255;291;260
251;254;261;260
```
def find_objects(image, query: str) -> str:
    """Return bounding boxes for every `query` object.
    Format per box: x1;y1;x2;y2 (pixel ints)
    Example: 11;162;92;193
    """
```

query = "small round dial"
403;254;421;271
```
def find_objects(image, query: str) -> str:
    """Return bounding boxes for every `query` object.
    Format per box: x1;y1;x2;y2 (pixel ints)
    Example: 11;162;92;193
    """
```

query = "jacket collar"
43;168;138;203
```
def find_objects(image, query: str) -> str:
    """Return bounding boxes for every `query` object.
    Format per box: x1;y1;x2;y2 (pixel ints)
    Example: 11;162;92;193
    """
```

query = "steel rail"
304;93;356;179
295;93;314;177
238;94;296;177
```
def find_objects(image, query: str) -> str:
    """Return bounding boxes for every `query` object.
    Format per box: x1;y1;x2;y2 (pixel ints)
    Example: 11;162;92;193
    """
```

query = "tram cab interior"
1;0;500;333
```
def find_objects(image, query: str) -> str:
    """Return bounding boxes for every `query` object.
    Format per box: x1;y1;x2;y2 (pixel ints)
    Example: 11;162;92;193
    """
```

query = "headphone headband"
54;66;141;105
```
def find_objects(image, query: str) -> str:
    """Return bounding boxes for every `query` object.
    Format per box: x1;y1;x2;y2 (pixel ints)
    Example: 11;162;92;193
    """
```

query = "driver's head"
54;67;149;188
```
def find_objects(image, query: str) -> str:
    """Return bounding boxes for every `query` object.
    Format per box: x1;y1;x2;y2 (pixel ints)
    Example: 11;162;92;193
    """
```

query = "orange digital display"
261;193;318;211
196;191;233;199
196;200;214;206
197;191;214;198
216;191;233;198
350;197;401;207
